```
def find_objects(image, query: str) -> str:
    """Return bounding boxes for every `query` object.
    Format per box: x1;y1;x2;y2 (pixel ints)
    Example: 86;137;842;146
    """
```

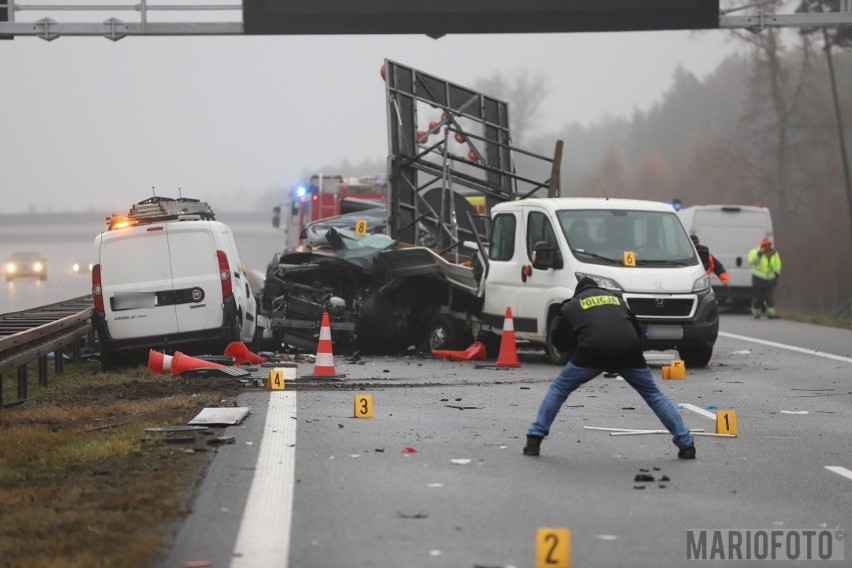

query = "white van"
91;197;257;369
480;198;719;367
677;204;773;311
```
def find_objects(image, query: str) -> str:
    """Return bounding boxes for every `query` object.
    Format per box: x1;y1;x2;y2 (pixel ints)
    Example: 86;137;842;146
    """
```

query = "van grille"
623;295;697;318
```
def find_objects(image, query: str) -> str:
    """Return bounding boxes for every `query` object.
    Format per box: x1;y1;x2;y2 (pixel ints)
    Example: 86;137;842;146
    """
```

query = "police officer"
523;277;695;459
747;238;782;319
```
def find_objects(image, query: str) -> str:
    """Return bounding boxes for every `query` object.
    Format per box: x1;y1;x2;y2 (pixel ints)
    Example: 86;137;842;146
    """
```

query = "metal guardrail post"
38;356;48;387
71;337;81;362
54;349;64;375
17;365;27;400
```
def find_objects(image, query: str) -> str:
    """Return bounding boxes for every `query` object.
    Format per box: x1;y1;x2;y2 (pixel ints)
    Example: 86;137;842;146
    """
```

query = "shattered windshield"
556;209;698;267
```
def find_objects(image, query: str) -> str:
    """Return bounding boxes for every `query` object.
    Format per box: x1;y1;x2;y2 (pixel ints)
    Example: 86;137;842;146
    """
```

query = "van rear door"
167;223;224;333
99;225;178;340
694;208;770;288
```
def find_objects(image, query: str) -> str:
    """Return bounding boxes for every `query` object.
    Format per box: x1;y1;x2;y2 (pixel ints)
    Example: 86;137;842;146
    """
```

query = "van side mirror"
532;241;563;270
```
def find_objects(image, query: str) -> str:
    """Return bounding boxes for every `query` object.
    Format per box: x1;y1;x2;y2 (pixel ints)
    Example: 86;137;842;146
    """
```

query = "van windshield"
556;209;699;267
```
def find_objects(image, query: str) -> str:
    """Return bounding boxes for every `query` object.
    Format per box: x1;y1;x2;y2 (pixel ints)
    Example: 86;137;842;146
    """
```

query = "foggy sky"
0;27;739;213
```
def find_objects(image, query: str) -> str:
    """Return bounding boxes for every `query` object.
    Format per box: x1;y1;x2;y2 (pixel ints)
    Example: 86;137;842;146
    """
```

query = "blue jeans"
528;362;694;449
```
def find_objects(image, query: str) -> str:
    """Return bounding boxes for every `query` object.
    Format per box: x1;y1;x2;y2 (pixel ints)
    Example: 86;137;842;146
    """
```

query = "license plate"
645;325;683;340
113;292;156;311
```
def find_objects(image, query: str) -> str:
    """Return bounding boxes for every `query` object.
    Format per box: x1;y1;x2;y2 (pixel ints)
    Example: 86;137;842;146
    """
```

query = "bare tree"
729;24;813;219
798;0;852;249
475;70;551;146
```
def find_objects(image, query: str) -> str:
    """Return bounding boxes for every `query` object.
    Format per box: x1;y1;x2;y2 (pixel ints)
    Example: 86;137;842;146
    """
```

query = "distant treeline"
525;39;852;317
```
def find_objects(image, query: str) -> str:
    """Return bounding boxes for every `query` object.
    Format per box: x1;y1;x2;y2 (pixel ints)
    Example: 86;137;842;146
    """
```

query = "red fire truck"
273;174;387;252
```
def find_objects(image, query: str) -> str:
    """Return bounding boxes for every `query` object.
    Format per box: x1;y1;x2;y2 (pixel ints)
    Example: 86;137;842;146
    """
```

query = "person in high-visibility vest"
747;237;782;319
690;235;730;287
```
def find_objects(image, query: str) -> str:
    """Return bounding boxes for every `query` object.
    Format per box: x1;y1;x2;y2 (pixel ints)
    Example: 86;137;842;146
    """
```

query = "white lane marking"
678;403;717;420
719;331;852;364
231;391;297;568
825;466;852;482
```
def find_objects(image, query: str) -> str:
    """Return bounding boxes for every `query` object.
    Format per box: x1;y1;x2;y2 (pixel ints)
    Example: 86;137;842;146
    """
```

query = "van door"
481;211;521;329
100;225;178;340
167;223;223;333
515;208;565;338
694;208;770;289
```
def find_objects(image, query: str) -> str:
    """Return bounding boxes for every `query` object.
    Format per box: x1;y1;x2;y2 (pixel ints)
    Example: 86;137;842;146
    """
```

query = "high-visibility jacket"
747;247;782;284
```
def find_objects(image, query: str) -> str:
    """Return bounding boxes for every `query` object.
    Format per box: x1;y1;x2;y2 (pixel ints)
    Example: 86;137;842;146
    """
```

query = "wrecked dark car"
258;210;483;355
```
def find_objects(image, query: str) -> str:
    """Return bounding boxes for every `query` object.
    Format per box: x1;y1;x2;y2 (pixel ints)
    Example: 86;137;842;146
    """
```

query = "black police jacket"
551;280;646;369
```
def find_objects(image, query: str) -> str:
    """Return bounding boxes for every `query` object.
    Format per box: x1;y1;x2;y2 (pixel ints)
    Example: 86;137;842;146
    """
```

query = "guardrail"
0;297;94;408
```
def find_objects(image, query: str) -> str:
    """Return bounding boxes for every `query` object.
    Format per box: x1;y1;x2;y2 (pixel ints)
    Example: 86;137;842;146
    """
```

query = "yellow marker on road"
354;394;373;418
536;527;571;568
670;359;686;380
267;367;294;390
716;410;738;435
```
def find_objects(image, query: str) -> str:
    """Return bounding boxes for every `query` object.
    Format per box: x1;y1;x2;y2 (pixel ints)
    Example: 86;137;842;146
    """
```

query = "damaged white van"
91;197;257;369
479;198;719;367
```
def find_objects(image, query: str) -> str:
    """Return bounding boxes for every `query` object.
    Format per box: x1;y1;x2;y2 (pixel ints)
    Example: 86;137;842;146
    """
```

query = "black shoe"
678;445;696;459
523;435;543;456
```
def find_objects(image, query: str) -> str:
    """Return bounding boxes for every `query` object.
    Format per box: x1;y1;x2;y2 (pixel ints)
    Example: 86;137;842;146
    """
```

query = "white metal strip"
678;402;718;420
230;391;297;568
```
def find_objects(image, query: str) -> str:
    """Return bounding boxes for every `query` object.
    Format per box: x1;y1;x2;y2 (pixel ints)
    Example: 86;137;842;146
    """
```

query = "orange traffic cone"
170;351;225;375
496;307;520;368
147;349;173;374
432;341;486;361
224;341;266;365
302;312;346;379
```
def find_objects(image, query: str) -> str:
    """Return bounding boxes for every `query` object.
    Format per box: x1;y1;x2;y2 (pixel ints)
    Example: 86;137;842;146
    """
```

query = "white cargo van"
677;204;773;311
479;198;719;367
91;197;257;369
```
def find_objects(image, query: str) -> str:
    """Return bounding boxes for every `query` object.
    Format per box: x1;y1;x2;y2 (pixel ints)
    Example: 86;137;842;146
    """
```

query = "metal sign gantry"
1;1;851;41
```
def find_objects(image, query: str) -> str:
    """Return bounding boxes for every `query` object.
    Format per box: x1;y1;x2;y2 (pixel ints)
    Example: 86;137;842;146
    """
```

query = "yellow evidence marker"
716;409;738;435
669;359;686;380
353;394;374;418
267;367;290;390
536;527;571;568
354;219;368;236
622;251;636;267
661;365;671;380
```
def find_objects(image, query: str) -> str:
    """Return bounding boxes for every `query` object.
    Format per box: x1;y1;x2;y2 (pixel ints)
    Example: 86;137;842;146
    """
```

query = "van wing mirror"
532;241;562;270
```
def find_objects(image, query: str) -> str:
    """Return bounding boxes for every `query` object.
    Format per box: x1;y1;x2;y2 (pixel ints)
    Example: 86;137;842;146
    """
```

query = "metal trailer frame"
382;59;561;260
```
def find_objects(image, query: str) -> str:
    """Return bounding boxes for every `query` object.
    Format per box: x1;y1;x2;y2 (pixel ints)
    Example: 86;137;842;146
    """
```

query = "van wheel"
546;315;570;366
100;344;129;371
678;345;713;368
231;313;243;342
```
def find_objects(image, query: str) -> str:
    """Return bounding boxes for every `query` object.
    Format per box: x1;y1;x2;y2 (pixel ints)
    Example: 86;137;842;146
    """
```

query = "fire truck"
272;174;387;252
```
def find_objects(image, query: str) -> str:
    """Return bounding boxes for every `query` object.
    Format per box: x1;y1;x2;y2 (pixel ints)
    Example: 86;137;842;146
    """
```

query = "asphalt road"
163;315;852;568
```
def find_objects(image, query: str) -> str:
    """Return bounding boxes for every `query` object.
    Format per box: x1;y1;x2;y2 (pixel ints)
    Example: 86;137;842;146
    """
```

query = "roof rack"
107;196;216;229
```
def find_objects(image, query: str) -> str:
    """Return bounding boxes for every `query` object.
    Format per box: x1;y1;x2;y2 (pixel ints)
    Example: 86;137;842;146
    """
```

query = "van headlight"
575;272;623;291
692;274;711;292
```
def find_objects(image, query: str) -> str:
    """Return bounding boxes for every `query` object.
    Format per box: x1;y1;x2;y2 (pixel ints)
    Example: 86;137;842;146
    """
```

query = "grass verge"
0;360;248;568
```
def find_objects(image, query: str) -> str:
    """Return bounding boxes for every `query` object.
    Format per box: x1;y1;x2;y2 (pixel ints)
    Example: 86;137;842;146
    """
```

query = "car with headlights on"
5;251;48;282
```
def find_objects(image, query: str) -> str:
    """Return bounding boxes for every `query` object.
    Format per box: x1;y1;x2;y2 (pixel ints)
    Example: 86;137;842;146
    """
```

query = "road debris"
188;407;252;426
